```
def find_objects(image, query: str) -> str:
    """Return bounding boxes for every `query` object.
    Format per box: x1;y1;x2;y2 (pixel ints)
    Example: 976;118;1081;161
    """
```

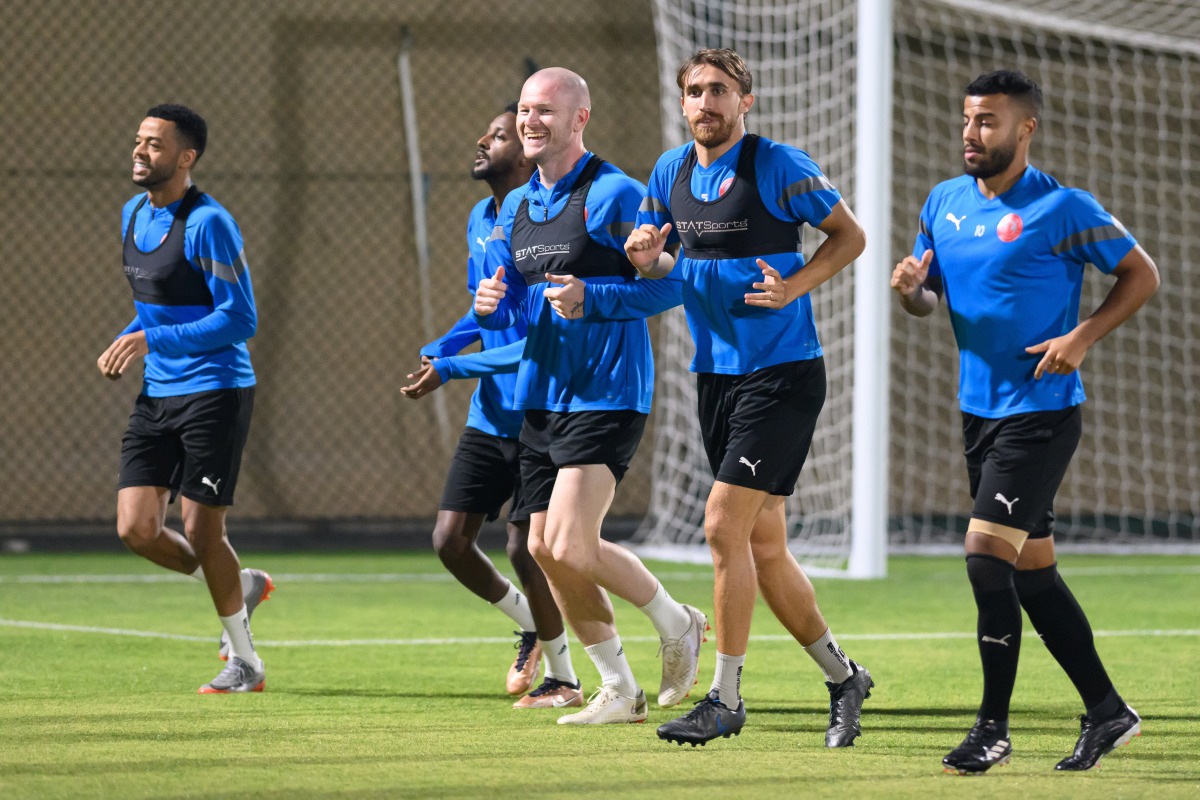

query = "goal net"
638;0;1200;568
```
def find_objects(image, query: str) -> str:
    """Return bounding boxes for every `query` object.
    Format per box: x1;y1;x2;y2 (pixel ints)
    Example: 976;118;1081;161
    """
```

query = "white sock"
189;566;205;583
219;607;262;671
238;568;254;597
585;636;639;698
803;628;853;684
638;582;691;640
489;580;537;632
712;651;745;705
540;631;578;685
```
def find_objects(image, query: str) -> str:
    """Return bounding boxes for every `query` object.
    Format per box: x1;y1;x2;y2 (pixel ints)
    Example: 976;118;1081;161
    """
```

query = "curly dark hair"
146;104;208;163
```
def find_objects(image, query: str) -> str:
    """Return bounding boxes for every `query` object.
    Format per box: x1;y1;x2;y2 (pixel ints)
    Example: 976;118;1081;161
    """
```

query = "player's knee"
540;533;594;577
505;524;531;563
704;517;751;558
431;523;470;563
749;534;787;566
115;514;157;550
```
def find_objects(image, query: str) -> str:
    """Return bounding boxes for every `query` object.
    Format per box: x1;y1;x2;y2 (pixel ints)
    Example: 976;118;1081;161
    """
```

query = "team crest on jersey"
719;176;735;197
996;213;1023;242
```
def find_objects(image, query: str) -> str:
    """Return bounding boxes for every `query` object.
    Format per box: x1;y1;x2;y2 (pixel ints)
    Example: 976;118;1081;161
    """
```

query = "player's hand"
543;273;586;320
1026;332;1089;380
474;265;508;317
624;223;671;275
744;259;790;308
400;362;444;399
96;331;148;380
891;249;933;297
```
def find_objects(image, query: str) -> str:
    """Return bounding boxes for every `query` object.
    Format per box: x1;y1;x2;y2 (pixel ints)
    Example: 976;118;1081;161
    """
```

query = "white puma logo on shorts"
994;493;1018;514
738;457;761;476
201;476;222;495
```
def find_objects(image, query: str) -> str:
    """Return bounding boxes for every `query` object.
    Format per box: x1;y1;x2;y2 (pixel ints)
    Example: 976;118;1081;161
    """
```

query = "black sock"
1013;563;1122;717
966;554;1022;722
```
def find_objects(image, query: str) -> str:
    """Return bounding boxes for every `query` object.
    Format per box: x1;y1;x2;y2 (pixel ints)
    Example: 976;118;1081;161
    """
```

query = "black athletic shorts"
117;387;254;507
697;358;826;495
439;427;527;523
963;405;1082;538
517;409;647;515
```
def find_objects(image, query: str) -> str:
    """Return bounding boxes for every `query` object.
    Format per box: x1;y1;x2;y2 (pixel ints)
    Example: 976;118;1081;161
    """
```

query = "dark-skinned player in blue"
401;105;581;709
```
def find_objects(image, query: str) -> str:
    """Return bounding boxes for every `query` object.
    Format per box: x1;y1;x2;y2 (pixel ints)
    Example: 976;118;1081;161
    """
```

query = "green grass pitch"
2;551;1198;798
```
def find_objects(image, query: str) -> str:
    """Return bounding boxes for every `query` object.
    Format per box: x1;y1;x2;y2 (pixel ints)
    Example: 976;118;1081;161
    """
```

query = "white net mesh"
641;0;1200;563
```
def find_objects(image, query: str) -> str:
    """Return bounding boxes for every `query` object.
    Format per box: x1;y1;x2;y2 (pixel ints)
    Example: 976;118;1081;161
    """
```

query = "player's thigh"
440;427;519;523
545;464;617;559
116;485;171;539
177;388;254;507
715;358;826;495
117;393;184;497
970;406;1082;534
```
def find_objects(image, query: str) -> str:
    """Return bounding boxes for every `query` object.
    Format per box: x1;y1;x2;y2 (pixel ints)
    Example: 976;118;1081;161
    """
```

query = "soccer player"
400;105;582;709
473;67;707;725
98;104;273;693
625;48;874;748
891;70;1158;774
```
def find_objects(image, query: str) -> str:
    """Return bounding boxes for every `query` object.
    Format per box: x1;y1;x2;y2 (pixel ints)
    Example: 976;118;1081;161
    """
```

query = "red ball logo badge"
719;176;735;197
997;213;1023;242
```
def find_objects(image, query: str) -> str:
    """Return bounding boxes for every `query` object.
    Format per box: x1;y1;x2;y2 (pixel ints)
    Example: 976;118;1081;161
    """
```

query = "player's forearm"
1073;260;1160;347
118;317;144;338
784;227;865;301
587;276;683;321
897;286;940;317
145;307;257;356
633;251;676;280
422;312;482;358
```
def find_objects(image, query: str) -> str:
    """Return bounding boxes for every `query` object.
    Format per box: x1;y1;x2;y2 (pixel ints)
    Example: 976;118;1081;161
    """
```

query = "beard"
132;162;176;189
963;139;1017;180
689;113;738;148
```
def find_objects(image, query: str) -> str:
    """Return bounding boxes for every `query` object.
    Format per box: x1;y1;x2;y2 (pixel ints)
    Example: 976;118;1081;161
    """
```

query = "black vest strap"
122;186;213;307
670;134;803;260
511;156;635;285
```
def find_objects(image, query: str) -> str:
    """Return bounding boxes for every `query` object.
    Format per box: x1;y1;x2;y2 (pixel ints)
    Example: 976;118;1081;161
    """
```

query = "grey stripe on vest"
639;196;668;214
608;220;634;241
778;175;835;208
197;251;248;284
1052;224;1127;255
489;225;507;242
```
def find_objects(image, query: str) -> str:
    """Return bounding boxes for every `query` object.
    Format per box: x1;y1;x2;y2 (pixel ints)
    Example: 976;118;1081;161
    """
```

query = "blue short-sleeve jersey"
473;153;680;413
120;191;257;396
420;196;526;439
913;166;1137;418
637;135;840;375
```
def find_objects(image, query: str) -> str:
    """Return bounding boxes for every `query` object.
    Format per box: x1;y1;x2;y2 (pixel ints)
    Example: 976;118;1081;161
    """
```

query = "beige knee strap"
969;518;1030;554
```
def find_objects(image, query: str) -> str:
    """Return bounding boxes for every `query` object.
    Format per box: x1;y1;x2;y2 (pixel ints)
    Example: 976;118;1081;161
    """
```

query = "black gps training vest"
669;134;803;260
511;156;635;286
122;185;212;307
